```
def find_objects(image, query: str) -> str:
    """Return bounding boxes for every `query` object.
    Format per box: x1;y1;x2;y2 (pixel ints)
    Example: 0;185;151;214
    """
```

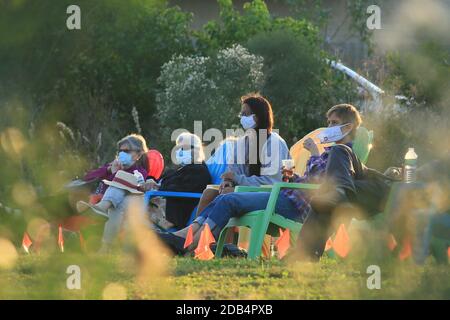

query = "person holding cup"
155;104;371;255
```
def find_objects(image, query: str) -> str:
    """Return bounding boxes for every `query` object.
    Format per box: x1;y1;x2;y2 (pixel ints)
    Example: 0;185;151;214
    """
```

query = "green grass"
1;253;449;300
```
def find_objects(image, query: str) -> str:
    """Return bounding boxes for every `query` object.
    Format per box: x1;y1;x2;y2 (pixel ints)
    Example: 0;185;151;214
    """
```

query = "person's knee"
217;192;241;210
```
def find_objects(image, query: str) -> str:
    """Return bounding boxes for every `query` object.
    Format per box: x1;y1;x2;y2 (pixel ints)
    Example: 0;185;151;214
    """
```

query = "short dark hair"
241;93;274;133
326;104;362;138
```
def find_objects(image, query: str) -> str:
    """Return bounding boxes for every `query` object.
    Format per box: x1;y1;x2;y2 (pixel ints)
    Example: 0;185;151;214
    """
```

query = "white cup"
282;159;295;170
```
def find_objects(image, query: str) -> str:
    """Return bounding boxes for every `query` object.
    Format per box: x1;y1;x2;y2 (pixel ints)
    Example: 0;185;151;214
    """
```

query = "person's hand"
221;171;235;182
303;138;320;156
384;167;403;180
219;180;234;193
141;179;159;191
281;166;295;177
109;159;122;174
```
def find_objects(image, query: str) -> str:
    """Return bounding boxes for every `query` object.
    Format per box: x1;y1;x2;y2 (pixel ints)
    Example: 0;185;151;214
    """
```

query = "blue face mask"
118;151;134;167
240;115;257;130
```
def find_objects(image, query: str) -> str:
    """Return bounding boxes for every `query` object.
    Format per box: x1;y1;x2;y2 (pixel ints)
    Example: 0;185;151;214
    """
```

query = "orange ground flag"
387;234;398;251
332;224;351;258
399;236;412;261
324;237;333;252
22;232;33;254
447;247;450;260
58;225;64;253
194;224;215;260
79;232;86;252
183;225;194;249
275;228;290;259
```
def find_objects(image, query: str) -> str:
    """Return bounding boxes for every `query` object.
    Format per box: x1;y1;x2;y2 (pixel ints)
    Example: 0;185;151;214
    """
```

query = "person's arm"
323;145;356;194
137;167;148;180
310;145;356;214
159;165;209;193
305;155;328;177
230;136;290;186
83;164;110;182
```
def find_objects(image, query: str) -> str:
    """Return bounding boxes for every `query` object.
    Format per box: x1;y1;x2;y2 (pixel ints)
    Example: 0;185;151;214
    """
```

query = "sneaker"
150;212;175;230
210;243;247;258
76;201;109;220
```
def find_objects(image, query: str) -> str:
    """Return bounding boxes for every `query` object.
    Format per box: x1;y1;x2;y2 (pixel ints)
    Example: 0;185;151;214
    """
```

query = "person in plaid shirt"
280;140;352;223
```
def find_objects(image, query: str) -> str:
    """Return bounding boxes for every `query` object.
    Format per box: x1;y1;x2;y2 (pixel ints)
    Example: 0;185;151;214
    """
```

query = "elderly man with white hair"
148;132;212;230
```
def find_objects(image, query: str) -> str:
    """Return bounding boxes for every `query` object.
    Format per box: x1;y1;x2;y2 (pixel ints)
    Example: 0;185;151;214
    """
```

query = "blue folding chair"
144;141;230;230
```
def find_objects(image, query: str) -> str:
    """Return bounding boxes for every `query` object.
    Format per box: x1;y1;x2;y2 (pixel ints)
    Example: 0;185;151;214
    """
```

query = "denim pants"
193;192;299;238
101;186;144;245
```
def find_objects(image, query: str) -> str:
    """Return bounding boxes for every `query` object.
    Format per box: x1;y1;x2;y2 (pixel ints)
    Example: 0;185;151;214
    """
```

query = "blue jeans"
194;192;299;238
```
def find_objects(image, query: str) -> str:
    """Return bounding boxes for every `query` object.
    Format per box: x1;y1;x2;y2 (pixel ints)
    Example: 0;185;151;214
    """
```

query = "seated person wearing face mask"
76;134;149;253
156;104;390;256
148;133;212;230
292;104;394;261
195;94;290;216
81;134;149;200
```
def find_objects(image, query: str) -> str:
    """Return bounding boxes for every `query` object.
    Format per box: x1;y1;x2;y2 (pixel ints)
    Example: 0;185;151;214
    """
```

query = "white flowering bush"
156;44;264;143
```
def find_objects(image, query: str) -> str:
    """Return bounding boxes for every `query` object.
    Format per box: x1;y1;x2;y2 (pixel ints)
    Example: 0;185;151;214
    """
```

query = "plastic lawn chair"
215;182;320;259
352;127;374;164
290;127;373;175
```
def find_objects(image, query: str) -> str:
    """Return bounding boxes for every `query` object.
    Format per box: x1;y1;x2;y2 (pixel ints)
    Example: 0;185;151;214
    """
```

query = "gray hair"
117;134;148;154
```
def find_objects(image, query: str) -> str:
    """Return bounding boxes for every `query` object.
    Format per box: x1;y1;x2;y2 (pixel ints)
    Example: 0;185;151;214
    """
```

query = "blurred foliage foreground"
0;254;449;300
0;206;449;300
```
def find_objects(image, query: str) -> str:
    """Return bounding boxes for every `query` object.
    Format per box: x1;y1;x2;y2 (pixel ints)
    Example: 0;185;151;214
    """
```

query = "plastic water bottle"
133;170;145;186
404;148;418;183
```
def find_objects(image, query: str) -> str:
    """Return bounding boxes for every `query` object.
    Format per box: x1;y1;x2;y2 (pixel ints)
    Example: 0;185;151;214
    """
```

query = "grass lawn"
1;252;449;300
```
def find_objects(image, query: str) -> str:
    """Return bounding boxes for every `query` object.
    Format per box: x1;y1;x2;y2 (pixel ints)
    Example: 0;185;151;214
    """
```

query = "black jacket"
159;163;211;228
312;144;392;217
299;144;393;259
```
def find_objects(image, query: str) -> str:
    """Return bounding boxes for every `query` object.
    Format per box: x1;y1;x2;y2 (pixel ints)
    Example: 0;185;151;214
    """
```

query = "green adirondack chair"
353;126;374;164
215;183;319;259
215;127;374;259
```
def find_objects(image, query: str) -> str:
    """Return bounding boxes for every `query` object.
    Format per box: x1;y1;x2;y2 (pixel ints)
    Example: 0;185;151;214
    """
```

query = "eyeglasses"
238;112;253;118
118;149;135;154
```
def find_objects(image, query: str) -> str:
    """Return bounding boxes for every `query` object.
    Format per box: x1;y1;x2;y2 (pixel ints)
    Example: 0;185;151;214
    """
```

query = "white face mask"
240;115;257;130
317;123;352;144
176;149;192;165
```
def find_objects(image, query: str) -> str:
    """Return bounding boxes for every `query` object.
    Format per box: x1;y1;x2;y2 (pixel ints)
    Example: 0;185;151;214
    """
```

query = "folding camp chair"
144;141;231;230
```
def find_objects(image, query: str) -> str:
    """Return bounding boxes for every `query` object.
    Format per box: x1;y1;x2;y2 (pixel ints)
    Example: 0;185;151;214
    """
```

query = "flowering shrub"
156;44;264;148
